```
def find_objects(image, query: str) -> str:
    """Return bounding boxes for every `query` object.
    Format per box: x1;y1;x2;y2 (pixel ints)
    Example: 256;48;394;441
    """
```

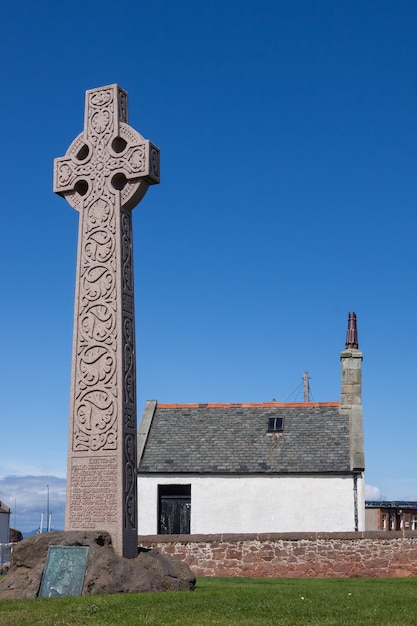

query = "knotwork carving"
124;434;137;529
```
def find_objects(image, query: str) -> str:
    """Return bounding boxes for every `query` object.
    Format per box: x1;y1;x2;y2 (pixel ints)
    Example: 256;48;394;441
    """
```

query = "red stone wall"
138;532;417;578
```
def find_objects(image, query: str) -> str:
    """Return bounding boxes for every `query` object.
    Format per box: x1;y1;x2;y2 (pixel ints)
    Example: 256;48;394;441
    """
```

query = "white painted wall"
356;473;365;531
137;473;365;535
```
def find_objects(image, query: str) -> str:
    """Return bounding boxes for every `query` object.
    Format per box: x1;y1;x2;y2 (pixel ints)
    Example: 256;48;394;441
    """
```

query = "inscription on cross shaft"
54;84;159;558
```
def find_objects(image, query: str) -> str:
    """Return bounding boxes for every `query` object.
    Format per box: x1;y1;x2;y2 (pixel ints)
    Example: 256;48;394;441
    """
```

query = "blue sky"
1;0;417;533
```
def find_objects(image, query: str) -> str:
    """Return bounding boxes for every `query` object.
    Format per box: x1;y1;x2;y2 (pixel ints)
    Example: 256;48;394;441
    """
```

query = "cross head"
54;84;159;212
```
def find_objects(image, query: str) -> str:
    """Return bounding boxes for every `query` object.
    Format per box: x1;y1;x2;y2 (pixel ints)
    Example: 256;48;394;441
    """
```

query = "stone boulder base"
0;531;195;599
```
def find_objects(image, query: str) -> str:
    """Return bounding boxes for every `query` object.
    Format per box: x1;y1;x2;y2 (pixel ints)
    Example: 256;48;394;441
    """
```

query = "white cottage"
137;313;365;535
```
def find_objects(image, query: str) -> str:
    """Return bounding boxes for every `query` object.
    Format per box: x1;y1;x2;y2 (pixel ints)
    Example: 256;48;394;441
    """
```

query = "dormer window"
267;417;283;433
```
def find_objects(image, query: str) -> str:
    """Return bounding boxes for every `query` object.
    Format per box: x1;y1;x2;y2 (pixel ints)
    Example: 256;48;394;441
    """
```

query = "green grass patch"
0;577;416;625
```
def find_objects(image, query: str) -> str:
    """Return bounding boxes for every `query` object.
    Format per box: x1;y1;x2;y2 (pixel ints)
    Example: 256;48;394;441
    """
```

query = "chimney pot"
345;311;359;349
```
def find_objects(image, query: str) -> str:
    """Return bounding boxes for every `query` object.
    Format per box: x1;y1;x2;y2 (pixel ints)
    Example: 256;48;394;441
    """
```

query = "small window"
267;417;283;433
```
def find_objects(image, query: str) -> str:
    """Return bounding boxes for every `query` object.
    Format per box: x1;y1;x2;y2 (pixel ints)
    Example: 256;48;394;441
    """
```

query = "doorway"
158;484;191;534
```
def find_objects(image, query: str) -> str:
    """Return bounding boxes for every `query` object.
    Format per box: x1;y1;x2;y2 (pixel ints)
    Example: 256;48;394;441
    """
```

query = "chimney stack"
340;312;364;472
341;312;362;406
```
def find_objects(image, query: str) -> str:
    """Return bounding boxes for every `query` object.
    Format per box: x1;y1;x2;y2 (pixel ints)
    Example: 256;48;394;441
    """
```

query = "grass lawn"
0;576;416;625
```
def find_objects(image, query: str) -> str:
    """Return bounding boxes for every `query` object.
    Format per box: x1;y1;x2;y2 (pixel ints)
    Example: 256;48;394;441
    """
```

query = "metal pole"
46;485;49;533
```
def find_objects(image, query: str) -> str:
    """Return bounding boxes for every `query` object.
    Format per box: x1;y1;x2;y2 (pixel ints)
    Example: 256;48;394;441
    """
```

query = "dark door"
158;485;191;534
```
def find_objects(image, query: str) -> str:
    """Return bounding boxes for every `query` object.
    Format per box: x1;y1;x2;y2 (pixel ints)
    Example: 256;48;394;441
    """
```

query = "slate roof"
138;402;352;474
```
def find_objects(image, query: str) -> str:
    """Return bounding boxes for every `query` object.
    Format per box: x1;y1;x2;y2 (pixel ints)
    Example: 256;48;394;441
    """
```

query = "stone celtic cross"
54;84;159;558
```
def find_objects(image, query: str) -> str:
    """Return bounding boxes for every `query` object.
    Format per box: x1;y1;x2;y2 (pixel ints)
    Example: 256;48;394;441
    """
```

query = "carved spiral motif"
121;208;137;517
85;231;114;263
72;88;120;451
72;90;139;452
124;434;137;529
150;146;160;179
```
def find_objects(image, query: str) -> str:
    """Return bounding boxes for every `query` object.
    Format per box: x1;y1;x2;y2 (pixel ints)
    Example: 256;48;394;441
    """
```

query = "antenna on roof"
303;372;310;402
284;373;314;402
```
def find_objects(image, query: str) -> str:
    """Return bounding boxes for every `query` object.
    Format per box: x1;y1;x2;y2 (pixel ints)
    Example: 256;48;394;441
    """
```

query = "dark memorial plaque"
38;546;89;598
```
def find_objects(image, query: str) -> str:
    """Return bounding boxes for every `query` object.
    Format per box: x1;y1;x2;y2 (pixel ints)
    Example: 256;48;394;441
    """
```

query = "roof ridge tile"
157;402;339;409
